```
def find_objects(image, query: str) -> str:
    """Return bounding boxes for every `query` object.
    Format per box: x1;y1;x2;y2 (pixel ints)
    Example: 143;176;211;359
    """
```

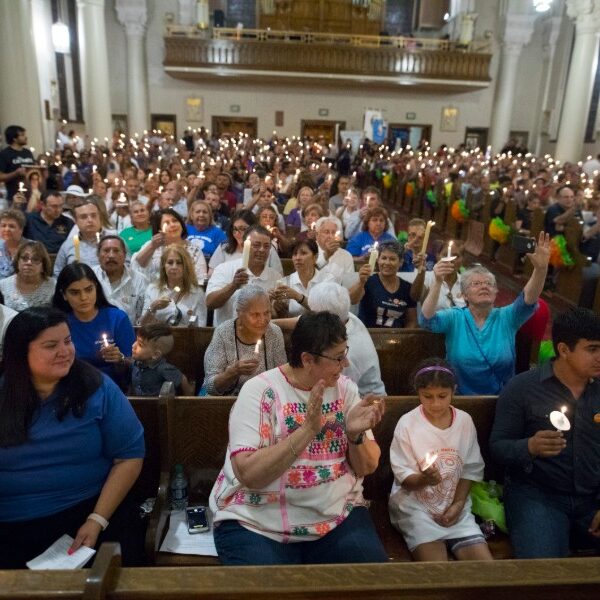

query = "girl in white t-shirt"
389;358;493;561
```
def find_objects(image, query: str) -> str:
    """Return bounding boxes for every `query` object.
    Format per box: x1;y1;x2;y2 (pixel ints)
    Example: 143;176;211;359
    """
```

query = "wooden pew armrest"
144;470;170;565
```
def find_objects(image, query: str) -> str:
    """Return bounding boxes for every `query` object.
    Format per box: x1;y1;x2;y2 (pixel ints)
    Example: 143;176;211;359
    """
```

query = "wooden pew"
495;200;521;274
4;542;600;599
144;395;510;567
157;327;446;397
553;220;592;305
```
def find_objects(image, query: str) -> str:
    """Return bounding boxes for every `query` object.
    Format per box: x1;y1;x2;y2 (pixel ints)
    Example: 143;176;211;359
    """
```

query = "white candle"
73;235;80;262
18;182;26;193
173;286;181;294
368;242;379;271
421;221;435;255
102;333;109;348
549;406;571;431
96;232;101;244
421;451;438;472
162;223;168;234
241;238;251;269
335;230;342;241
447;241;453;259
254;339;262;354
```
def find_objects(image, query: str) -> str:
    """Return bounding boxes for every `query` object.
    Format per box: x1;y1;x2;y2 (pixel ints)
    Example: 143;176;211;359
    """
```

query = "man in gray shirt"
490;307;600;558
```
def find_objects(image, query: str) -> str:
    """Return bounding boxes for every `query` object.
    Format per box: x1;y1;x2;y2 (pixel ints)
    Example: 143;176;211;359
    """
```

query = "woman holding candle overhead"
345;207;395;258
419;231;551;395
209;311;387;565
389;358;492;562
52;263;135;389
356;240;417;328
202;285;285;395
140;244;206;327
131;208;208;283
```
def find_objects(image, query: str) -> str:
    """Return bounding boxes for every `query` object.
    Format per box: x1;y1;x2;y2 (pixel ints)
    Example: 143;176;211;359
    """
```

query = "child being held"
389;358;493;561
131;323;194;396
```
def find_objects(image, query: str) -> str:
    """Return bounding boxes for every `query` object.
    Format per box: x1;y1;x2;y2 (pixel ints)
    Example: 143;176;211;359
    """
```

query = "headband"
414;366;455;379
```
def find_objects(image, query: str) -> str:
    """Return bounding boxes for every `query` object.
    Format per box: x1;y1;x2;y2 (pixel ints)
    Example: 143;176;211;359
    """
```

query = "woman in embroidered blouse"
0;209;27;280
140;244;206;328
0;242;55;311
202;285;285;395
419;232;551;395
209;311;388;565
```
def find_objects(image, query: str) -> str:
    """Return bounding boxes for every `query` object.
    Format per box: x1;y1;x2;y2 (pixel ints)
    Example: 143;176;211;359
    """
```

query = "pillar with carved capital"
555;0;600;163
0;0;45;151
77;0;112;141
489;14;536;153
116;0;149;136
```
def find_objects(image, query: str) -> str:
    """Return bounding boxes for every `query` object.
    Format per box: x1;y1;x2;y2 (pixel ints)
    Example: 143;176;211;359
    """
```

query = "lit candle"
96;232;101;244
254;339;262;354
420;220;435;255
310;222;316;231
241;238;251;269
421;451;438;472
162;223;168;234
102;333;109;348
368;242;379;271
335;230;342;241
173;286;181;294
18;182;26;193
88;188;93;195
549;406;571;431
73;235;80;262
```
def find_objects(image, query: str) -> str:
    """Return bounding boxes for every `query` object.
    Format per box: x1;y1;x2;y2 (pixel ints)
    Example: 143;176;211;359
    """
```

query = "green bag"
470;481;508;534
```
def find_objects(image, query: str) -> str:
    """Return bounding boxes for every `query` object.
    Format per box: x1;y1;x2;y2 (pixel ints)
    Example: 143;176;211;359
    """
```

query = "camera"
511;234;536;253
186;505;209;534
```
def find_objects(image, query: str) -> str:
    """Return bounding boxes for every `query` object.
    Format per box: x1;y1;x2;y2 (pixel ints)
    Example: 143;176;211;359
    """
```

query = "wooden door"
212;116;258;138
301;119;346;144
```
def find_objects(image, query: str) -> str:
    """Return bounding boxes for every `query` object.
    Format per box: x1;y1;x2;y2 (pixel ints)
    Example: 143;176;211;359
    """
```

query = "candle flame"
561;406;567;414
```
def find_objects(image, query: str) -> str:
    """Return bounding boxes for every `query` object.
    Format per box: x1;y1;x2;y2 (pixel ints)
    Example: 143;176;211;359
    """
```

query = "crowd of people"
0;123;599;568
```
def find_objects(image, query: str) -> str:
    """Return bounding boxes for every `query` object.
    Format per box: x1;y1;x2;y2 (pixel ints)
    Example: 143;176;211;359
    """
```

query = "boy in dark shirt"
131;323;194;396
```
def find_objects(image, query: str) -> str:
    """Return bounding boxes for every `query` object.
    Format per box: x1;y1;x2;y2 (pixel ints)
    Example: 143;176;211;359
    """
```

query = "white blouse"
142;281;207;327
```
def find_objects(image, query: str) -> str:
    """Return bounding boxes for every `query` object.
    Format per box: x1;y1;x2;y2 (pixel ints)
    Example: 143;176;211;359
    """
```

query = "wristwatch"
348;432;365;445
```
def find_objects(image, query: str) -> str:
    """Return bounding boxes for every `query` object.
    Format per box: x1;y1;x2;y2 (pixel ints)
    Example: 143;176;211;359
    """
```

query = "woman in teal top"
419;232;550;395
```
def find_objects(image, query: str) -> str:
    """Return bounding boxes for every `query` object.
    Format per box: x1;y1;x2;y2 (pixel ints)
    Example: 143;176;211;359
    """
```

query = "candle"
254;339;262;354
549;406;571;431
102;333;109;348
173;286;181;294
368;242;379;271
18;182;26;193
335;230;342;241
96;232;101;244
162;223;168;234
310;222;316;231
73;235;80;262
241;238;251;269
447;241;453;258
420;220;435;255
421;451;438;472
88;188;93;195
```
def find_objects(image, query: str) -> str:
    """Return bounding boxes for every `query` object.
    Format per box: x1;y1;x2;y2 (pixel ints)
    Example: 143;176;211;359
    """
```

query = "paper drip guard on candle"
549;406;571;431
420;451;438;471
441;240;456;262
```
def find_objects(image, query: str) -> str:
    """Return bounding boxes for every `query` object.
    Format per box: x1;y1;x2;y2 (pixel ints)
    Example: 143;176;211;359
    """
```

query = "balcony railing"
164;27;492;89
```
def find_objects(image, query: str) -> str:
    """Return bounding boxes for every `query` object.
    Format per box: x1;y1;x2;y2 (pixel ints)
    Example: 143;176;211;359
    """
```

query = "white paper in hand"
26;534;96;570
160;511;217;556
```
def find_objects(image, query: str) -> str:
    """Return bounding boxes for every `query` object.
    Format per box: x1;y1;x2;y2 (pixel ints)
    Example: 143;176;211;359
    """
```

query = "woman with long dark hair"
0;307;145;568
52;263;135;386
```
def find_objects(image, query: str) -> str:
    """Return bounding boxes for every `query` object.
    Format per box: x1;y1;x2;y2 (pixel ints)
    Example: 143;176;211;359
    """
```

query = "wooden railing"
164;27;492;85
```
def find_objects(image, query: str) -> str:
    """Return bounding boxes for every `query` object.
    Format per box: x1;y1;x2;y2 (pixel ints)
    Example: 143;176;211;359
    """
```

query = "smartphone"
511;234;536;253
186;505;209;534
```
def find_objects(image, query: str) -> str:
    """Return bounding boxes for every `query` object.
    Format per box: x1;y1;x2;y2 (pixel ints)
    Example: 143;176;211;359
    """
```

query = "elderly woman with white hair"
202;284;286;395
419;232;551;395
308;281;386;397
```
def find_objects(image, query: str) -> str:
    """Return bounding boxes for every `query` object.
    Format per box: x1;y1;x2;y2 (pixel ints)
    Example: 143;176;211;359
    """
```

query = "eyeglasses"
311;346;350;365
468;280;496;289
19;255;42;264
233;226;249;233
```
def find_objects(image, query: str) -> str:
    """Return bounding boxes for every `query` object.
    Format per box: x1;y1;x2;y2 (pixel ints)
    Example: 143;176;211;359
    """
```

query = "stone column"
77;0;112;141
116;0;149;136
489;13;536;153
555;0;600;163
0;0;45;151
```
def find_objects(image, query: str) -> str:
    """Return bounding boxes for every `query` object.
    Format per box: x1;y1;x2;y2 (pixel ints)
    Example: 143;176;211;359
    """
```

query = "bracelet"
87;512;109;531
288;437;298;459
348;432;365;445
298;294;305;305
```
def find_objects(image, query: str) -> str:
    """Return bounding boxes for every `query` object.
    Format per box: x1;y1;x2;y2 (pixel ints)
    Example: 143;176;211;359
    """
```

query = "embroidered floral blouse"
209;367;369;543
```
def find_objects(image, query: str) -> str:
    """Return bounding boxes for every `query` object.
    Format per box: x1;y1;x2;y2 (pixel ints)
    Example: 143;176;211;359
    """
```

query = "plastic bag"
470;481;507;534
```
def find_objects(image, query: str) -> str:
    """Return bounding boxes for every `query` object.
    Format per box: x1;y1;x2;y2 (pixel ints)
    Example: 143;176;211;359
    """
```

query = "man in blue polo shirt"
24;190;74;253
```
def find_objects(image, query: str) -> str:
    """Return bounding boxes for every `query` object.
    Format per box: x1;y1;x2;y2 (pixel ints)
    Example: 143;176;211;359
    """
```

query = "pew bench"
141;393;511;567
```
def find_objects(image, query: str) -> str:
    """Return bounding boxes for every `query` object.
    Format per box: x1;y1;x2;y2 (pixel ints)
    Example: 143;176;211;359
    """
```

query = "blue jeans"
504;478;600;558
214;506;388;565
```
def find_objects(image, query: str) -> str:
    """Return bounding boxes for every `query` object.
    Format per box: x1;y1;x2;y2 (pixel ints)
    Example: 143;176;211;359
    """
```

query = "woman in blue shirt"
346;207;395;257
52;263;135;389
0;307;145;568
186;199;227;259
419;232;551;395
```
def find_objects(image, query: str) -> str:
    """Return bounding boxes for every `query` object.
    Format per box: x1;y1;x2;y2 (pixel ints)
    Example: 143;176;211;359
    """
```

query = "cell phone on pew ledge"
186;505;210;534
511;234;537;254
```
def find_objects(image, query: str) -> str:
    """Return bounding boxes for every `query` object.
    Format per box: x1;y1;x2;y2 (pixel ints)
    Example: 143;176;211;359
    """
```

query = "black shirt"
24;212;74;254
490;361;600;499
0;146;35;201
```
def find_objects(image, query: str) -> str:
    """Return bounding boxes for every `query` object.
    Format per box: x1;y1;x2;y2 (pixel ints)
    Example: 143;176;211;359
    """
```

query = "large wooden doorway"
301;120;346;144
212;116;258;137
388;123;432;149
